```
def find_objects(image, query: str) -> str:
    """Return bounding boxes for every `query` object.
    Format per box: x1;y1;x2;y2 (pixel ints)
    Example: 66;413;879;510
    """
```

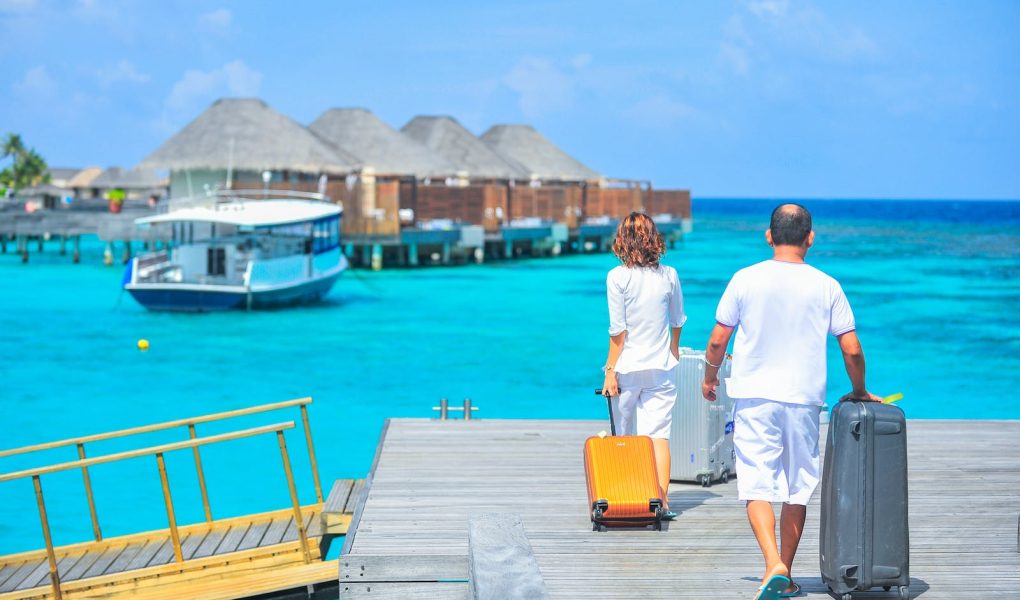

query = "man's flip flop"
754;575;791;600
778;581;802;598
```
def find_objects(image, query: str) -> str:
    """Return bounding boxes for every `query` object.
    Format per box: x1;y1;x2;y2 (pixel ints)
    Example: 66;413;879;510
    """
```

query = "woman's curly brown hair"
612;212;665;268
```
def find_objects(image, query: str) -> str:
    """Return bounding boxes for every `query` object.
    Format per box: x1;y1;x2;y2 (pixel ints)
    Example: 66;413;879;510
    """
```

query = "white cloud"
0;0;37;12
97;60;149;86
12;65;56;97
198;8;232;35
720;42;750;76
747;0;789;19
570;53;592;69
721;0;879;75
159;60;262;132
625;95;698;128
502;57;576;118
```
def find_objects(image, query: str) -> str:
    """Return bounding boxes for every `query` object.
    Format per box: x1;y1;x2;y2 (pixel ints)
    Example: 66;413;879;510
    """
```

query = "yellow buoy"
137;339;150;351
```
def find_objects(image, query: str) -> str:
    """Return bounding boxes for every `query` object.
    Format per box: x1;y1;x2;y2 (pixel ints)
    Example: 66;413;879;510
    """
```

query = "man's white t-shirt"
715;260;855;406
607;265;687;374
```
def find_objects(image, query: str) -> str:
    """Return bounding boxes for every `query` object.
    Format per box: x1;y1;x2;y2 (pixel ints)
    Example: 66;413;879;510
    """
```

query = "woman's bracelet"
703;356;722;369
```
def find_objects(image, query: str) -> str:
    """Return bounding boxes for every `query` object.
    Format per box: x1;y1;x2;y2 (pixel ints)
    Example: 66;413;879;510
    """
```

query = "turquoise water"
1;198;1018;554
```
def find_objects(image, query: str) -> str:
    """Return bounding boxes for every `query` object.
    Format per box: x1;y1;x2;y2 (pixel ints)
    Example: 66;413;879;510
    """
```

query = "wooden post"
504;239;512;259
59;235;67;256
155;453;184;562
32;476;63;600
441;242;451;265
72;236;80;264
188;424;213;522
277;431;312;563
1;234;6;253
37;236;44;252
103;242;113;266
121;240;132;264
370;244;383;271
408;243;419;267
299;405;323;503
76;444;102;541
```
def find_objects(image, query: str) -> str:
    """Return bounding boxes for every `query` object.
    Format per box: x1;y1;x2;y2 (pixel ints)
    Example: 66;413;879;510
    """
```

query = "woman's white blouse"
607;265;687;374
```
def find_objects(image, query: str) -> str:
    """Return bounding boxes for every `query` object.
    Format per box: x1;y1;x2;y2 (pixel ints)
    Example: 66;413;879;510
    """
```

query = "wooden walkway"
0;479;363;600
340;419;1020;599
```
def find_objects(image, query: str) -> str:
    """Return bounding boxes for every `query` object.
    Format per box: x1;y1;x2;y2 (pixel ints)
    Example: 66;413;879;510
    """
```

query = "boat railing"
0;397;324;538
158;189;333;214
0;420;319;600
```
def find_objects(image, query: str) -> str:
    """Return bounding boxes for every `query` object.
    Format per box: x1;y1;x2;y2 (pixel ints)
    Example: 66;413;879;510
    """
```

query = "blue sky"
1;0;1017;198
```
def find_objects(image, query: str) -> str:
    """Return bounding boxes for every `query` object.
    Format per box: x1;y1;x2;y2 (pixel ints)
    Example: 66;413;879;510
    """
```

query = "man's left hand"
702;377;718;402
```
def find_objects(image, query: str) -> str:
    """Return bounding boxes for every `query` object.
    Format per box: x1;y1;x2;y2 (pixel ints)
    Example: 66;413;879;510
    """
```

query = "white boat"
123;190;348;311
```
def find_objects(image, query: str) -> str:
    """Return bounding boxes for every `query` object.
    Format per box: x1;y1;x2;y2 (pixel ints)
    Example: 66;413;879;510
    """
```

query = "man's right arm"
837;331;882;402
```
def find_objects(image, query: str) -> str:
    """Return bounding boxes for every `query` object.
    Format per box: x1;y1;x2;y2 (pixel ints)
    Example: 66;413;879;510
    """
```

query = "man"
701;204;881;600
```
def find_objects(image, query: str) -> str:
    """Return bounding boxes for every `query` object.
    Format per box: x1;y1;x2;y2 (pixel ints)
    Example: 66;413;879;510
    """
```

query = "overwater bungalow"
137;98;358;199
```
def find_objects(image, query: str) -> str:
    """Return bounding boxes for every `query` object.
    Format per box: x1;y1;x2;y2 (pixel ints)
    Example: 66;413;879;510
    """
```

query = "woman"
601;212;685;516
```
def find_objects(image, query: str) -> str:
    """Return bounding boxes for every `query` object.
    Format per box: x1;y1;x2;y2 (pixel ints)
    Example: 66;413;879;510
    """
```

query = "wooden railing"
0;397;324;544
0;420;318;600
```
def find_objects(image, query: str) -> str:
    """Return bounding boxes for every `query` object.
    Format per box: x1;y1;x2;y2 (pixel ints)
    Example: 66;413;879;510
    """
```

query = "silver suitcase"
669;348;735;486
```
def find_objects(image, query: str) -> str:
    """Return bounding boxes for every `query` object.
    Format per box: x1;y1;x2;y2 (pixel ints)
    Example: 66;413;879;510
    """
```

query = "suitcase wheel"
841;594;852;600
720;469;730;483
698;474;712;487
898;586;910;600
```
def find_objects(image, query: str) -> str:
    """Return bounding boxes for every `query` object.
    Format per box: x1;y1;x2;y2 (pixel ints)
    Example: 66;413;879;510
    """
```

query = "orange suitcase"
584;391;664;532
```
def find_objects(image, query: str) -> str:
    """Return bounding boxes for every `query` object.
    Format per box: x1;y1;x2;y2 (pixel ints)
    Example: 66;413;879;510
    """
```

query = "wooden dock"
0;398;364;600
340;418;1020;599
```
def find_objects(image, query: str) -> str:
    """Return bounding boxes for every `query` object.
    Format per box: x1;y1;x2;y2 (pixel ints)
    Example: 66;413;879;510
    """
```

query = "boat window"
312;216;340;254
207;247;226;276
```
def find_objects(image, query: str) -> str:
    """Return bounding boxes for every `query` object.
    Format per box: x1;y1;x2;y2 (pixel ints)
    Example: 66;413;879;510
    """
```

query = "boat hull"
126;270;343;312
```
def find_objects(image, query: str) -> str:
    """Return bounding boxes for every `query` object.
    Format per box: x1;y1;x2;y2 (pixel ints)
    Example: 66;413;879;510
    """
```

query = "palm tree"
1;132;50;194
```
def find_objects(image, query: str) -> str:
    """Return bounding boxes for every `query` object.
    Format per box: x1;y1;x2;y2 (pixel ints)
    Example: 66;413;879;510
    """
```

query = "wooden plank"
260;516;292;547
20;552;82;591
179;531;207;561
191;529;226;560
341;419;389;555
344;479;366;514
81;546;125;579
0;560;45;593
340;582;469;600
0;564;23;590
340;554;468;582
62;550;101;583
324;479;354;515
236;521;270;552
102;543;146;577
211;523;250;556
468;513;548;600
125;538;169;571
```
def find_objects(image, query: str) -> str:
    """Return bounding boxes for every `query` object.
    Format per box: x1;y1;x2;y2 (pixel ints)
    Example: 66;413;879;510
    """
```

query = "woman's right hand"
602;371;619;397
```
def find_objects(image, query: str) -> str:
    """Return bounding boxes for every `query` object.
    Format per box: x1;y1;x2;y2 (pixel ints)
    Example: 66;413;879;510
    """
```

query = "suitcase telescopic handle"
594;389;617;436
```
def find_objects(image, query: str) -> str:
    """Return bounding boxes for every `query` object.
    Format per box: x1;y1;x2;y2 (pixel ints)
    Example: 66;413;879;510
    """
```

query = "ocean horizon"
1;197;1018;554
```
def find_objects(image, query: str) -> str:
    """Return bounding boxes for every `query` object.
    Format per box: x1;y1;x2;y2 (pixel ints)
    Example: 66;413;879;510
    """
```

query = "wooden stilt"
72;236;81;264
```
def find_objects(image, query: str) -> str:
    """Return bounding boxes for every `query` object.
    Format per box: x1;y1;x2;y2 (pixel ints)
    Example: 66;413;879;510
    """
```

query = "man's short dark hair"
769;203;812;246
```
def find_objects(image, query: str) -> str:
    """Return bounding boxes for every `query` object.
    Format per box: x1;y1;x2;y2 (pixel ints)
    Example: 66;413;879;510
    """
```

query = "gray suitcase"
669;348;735;486
820;400;910;600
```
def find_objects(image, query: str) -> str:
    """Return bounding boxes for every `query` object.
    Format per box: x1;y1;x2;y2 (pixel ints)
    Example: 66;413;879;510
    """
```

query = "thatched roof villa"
138;98;359;197
480;124;602;183
309;108;456;179
401;116;529;181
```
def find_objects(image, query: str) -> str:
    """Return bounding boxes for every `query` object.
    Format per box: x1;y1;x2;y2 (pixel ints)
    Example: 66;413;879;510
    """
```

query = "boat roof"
136;199;341;228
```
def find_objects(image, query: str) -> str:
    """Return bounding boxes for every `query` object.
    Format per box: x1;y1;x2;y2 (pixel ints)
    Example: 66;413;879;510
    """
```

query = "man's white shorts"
733;398;821;506
612;367;677;439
